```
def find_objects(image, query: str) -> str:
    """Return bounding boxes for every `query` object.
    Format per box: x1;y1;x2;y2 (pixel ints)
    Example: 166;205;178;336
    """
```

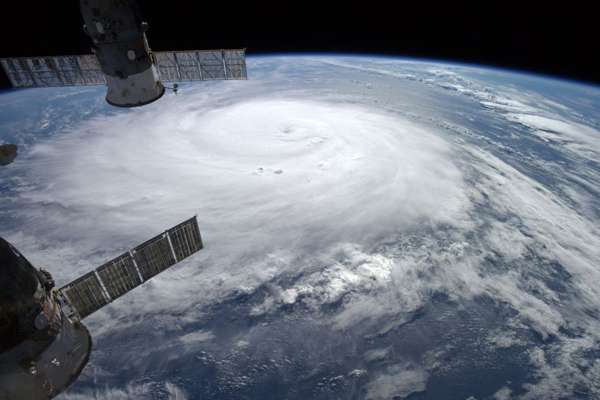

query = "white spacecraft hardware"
0;216;204;399
0;0;247;107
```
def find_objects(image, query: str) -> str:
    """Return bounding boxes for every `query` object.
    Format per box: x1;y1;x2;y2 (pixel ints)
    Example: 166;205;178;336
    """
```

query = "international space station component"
0;0;247;107
0;144;17;166
0;216;203;399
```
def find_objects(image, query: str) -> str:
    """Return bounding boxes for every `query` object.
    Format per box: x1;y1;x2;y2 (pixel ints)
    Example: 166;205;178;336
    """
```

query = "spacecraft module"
0;144;17;166
0;0;247;107
0;216;204;399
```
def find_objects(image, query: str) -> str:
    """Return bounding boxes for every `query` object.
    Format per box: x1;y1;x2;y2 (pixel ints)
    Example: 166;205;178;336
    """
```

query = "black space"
0;1;599;87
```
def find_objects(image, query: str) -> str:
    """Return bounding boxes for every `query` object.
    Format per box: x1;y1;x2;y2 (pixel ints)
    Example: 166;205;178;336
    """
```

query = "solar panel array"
0;49;246;89
59;216;203;320
0;55;105;88
154;49;247;82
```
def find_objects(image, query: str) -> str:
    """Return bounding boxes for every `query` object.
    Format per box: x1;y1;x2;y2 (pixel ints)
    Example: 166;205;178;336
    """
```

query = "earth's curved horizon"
1;54;599;400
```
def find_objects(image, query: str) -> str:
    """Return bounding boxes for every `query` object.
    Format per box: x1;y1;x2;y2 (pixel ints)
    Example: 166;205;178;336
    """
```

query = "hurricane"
1;55;599;399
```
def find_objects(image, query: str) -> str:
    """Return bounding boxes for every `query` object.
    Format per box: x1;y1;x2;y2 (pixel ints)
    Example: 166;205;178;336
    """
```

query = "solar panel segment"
155;49;247;82
0;55;105;88
96;253;142;300
59;271;109;319
1;49;246;88
168;217;204;262
132;235;176;281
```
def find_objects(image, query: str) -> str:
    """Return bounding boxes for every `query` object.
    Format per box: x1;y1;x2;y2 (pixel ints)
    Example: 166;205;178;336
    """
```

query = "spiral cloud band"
3;56;600;399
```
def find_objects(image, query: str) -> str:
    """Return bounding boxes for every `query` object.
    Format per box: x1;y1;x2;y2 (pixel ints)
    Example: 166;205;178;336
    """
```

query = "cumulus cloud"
178;330;215;345
61;381;188;400
506;113;600;156
250;244;396;320
364;347;392;363
365;363;428;400
493;386;512;400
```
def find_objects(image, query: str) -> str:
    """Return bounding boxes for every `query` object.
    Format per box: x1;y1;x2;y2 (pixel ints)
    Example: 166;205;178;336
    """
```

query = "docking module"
0;216;204;399
0;0;247;107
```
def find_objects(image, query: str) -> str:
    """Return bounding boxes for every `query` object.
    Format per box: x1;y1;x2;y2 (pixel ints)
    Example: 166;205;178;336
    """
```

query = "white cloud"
486;329;523;349
165;382;189;400
493;386;512;400
178;330;215;345
364;347;392;363
365;363;428;400
506;113;600;155
61;381;187;400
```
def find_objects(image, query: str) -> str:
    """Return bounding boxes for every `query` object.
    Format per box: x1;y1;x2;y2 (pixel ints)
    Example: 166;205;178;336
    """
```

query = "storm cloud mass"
1;56;600;399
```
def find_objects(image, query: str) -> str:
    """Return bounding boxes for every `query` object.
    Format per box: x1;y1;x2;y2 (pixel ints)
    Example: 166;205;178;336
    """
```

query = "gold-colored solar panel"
60;271;109;319
132;235;176;281
168;216;203;262
96;253;142;300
